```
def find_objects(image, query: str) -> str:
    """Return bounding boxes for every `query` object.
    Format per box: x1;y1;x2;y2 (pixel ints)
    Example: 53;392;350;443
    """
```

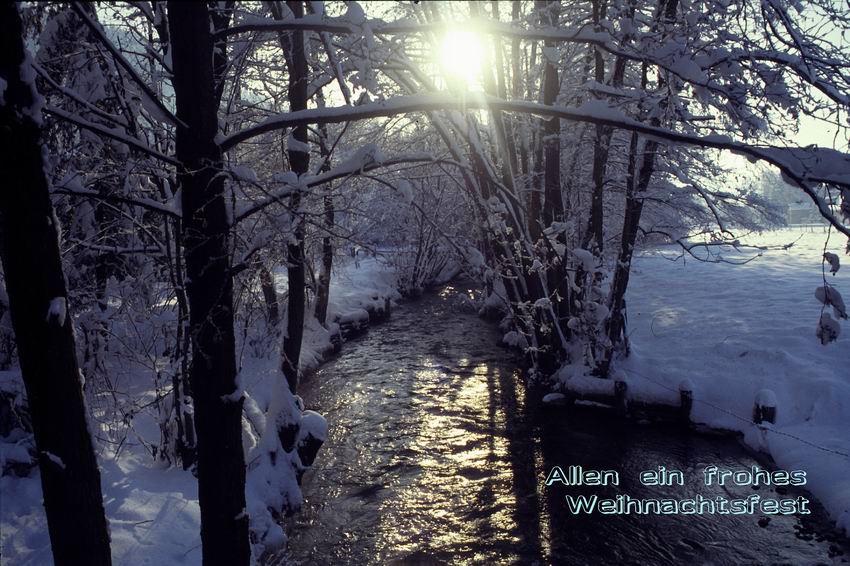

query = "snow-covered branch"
217;15;603;44
34;62;130;128
234;150;463;223
68;2;182;128
52;184;181;219
44;105;180;166
220;93;850;237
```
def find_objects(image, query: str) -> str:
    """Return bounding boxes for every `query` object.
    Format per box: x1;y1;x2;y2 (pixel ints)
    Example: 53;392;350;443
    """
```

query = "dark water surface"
277;286;849;565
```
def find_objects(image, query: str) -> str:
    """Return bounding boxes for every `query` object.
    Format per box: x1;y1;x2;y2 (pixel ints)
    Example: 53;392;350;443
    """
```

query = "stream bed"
277;285;849;565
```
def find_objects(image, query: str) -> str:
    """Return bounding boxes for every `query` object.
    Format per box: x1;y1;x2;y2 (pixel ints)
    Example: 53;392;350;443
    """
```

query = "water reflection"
276;286;848;565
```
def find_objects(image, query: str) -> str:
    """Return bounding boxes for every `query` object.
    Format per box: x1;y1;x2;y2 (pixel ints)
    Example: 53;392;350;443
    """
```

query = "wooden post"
679;379;693;424
614;380;628;417
753;389;777;424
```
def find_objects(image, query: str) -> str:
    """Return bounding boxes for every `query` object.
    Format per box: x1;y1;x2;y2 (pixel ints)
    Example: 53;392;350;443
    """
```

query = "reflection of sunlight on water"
284;288;849;565
371;358;526;559
283;290;556;565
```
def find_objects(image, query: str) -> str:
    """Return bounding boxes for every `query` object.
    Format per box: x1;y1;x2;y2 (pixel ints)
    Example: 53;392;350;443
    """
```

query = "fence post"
679;379;694;424
614;380;628;417
753;389;777;424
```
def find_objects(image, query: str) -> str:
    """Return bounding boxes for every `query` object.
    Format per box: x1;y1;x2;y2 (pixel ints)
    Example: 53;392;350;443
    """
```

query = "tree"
0;3;112;565
167;2;250;564
9;1;850;562
277;0;310;395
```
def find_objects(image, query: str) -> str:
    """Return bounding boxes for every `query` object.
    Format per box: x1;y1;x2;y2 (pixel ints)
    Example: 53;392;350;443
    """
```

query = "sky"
796;113;849;151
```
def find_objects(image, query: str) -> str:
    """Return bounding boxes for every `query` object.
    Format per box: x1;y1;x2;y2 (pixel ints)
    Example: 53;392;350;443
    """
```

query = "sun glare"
439;30;484;86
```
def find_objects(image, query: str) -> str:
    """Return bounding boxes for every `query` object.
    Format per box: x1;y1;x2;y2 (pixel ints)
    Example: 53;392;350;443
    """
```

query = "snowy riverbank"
617;228;850;533
0;256;400;565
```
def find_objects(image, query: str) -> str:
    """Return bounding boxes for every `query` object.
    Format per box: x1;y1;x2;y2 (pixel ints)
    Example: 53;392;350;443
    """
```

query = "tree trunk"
537;0;564;231
313;89;335;327
276;0;310;394
536;0;571;343
510;2;531;185
314;194;334;326
587;0;609;253
167;3;250;564
599;1;677;376
0;5;112;565
601;64;660;374
260;267;280;326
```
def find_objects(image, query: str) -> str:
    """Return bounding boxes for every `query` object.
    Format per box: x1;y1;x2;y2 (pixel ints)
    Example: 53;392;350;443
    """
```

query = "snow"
1;443;32;466
558;369;617;397
343;1;366;24
756;389;779;408
615;229;850;532
501;330;528;349
815;285;847;319
338;308;370;324
396;179;414;205
41;452;65;470
0;256;399;564
221;371;245;403
542;392;566;404
19;48;45;127
286;131;310;154
45;297;66;327
1;448;203;565
464;246;486;268
573;248;597;271
272;170;298;185
230;164;258;183
824;252;840;274
297;410;328;443
323;256;399;326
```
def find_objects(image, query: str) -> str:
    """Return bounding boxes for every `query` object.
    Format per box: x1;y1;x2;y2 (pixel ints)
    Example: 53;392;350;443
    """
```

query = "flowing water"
277;285;849;565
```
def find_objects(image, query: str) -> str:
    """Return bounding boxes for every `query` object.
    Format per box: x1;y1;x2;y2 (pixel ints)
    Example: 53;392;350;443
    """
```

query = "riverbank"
0;256;401;565
550;228;850;535
281;284;849;564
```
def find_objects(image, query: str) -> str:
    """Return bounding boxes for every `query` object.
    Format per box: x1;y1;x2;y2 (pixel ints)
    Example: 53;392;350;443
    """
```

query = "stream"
276;284;849;565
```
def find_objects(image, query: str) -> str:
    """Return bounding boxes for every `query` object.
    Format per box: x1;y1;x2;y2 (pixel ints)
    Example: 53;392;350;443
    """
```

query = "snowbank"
0;256;398;565
616;229;850;532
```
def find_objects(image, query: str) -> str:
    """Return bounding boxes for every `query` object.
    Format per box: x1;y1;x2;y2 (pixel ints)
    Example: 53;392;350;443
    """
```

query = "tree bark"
587;0;609;253
600;0;678;376
314;193;334;326
537;0;564;230
0;5;112;565
313;138;334;326
536;0;571;342
310;86;335;327
167;3;249;564
510;1;531;182
260;266;280;326
276;0;310;394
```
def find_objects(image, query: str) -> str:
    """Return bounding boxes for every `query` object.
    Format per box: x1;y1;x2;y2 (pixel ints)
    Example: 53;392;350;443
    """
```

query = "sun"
438;30;484;86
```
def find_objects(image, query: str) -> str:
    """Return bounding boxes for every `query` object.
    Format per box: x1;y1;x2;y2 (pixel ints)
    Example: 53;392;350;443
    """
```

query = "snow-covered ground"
3;231;849;564
0;256;399;565
619;228;850;533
